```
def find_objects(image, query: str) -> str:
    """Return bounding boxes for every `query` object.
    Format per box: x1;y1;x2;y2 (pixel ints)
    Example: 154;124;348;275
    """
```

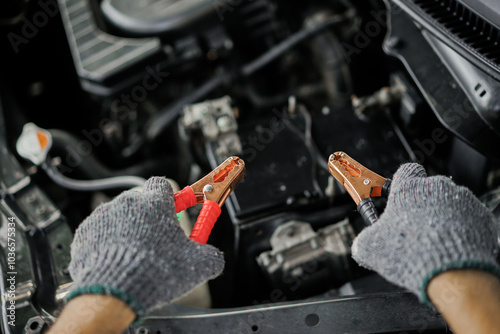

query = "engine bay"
2;0;500;332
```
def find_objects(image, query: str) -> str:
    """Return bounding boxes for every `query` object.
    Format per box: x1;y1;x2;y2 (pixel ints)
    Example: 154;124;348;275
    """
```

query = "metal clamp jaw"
191;157;246;206
175;156;246;243
328;152;388;204
328;152;391;225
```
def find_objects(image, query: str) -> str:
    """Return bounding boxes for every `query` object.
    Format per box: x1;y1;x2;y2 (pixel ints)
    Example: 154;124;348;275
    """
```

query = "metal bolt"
27;194;37;204
217;116;232;131
224;40;234;50
363;179;371;185
35;206;46;216
288;95;297;114
26;316;44;334
203;185;214;193
386;37;402;49
61;263;70;276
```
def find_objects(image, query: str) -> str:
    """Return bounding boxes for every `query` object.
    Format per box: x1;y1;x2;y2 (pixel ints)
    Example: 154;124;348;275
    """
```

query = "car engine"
1;0;500;333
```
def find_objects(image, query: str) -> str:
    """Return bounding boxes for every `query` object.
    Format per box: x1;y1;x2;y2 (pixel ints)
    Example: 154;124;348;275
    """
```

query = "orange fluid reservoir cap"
16;123;53;165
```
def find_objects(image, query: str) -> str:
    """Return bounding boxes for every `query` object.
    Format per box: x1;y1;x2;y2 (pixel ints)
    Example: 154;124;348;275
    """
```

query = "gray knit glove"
352;163;500;304
67;177;225;319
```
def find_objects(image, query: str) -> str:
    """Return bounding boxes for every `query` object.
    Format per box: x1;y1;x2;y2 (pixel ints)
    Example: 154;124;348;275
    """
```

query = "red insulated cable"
174;186;197;213
189;200;221;244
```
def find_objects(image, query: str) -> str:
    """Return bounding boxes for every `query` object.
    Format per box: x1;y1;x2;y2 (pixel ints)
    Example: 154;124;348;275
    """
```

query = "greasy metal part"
181;96;238;140
351;84;403;120
190;156;245;207
24;316;46;334
328;152;387;205
45;221;74;301
54;282;73;303
180;96;242;160
257;219;358;297
7;282;35;303
268;221;317;253
14;187;61;229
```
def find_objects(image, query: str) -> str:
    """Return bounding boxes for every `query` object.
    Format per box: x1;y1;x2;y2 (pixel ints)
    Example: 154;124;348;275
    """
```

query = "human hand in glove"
352;163;500;334
49;177;224;334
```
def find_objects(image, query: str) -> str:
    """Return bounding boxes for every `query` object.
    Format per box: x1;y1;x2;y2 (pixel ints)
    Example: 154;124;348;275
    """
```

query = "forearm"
428;270;500;334
48;295;135;334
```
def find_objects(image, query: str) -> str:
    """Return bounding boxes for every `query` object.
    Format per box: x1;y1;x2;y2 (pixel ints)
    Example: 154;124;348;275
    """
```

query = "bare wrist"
48;294;136;334
428;270;500;334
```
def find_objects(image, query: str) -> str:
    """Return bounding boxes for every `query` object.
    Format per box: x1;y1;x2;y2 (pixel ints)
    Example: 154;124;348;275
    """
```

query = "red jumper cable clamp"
174;156;246;244
328;151;391;226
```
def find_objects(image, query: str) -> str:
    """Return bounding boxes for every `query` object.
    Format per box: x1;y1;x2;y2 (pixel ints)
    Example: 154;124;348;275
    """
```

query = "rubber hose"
42;160;146;191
